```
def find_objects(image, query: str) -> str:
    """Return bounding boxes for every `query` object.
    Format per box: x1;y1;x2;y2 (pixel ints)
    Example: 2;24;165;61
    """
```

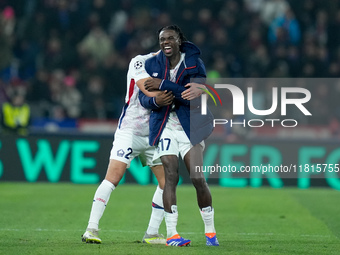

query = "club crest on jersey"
134;61;143;69
117;149;125;157
152;72;158;77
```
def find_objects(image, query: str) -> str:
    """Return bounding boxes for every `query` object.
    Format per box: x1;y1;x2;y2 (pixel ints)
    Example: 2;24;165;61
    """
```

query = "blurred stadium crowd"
0;0;340;131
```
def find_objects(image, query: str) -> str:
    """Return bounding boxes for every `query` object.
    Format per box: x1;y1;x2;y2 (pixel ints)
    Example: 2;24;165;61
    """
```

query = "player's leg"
162;154;191;246
150;164;165;190
161;155;179;213
82;129;137;243
155;128;190;246
183;144;219;246
142;165;165;244
183;144;212;208
141;143;166;244
82;159;127;243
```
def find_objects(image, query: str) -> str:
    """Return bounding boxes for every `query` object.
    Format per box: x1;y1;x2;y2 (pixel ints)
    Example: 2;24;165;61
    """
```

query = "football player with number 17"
140;25;219;247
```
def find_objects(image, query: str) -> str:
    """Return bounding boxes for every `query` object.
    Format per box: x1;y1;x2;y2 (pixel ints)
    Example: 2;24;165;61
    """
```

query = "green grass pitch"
1;183;339;255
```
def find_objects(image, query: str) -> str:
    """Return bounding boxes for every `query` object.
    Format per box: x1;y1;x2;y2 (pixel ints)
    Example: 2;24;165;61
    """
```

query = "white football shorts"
110;128;161;168
153;125;205;161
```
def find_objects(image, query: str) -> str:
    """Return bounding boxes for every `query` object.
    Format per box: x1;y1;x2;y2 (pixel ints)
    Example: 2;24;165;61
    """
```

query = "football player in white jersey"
81;52;174;244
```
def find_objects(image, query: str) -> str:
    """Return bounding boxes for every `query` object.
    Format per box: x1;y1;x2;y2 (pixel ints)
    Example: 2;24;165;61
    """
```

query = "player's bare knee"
105;160;127;186
165;170;179;187
157;178;165;189
191;177;207;189
104;176;120;186
154;174;165;189
150;165;165;189
161;155;178;168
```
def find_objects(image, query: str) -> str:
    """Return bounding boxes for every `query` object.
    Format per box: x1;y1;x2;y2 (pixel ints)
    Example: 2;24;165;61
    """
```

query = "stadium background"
0;0;340;189
1;1;340;255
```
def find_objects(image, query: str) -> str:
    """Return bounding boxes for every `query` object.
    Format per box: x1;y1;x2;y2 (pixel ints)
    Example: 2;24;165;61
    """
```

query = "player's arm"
153;77;207;105
183;79;207;108
136;76;161;109
145;78;186;96
137;77;174;108
136;77;159;98
145;78;190;106
181;59;208;105
154;59;207;100
139;89;173;109
133;50;162;98
181;83;207;101
144;60;207;105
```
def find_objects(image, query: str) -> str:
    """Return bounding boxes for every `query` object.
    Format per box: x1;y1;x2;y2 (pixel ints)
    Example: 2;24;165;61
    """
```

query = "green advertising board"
0;135;339;189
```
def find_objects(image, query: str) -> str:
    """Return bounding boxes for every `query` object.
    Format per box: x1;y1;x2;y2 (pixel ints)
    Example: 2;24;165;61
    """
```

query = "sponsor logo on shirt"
136;70;146;75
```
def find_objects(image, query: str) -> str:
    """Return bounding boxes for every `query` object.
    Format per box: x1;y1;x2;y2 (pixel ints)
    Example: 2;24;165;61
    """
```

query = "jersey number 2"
125;148;133;159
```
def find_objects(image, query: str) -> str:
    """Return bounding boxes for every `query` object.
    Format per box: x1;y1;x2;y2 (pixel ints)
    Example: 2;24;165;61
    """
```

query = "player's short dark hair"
158;24;187;44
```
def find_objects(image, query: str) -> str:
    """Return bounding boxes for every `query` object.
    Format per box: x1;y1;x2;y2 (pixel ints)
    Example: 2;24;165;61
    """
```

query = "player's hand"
144;78;162;91
155;90;174;106
181;83;206;100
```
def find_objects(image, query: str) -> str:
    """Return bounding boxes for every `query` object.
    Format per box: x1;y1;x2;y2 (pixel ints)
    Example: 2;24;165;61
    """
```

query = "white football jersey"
117;53;154;136
166;53;185;131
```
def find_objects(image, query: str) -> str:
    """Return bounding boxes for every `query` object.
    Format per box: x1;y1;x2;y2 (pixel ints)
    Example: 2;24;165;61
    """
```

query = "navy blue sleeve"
158;60;207;106
159;79;186;95
138;90;160;110
159;79;190;106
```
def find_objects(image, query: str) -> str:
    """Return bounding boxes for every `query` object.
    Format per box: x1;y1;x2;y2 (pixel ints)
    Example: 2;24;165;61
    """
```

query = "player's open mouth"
164;46;172;54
